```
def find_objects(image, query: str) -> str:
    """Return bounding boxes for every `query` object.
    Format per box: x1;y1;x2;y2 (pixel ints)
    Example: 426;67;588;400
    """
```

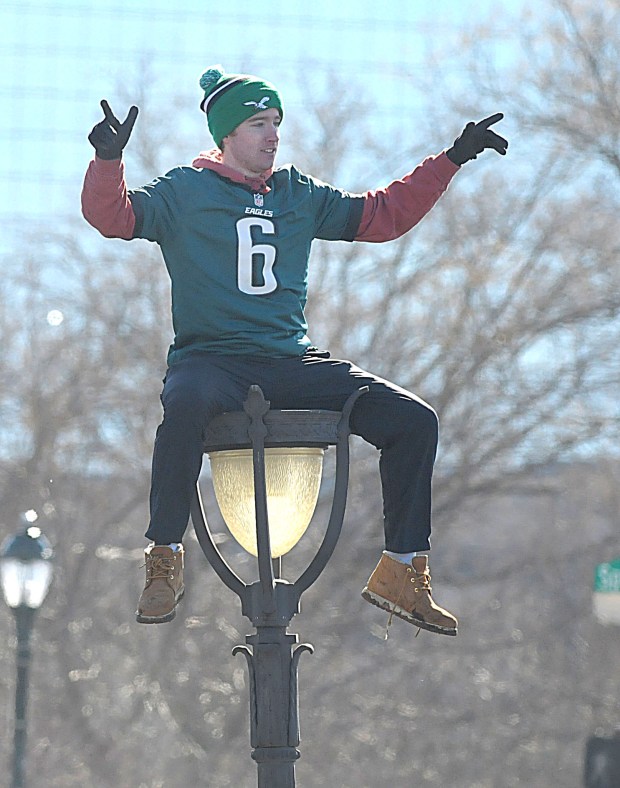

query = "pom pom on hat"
198;64;283;148
199;65;225;95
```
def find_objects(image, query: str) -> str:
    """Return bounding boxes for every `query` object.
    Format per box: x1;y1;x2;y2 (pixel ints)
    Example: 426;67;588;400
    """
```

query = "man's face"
221;108;281;177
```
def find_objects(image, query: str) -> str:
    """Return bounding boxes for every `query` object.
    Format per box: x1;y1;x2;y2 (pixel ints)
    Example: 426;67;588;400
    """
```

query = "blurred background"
1;0;619;785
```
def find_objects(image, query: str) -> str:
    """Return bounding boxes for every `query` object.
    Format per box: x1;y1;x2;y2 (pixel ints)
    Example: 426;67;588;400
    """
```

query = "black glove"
446;112;508;166
88;100;139;160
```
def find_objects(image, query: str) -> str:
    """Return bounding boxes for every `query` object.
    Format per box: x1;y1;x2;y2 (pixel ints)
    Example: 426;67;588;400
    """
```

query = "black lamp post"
191;385;366;788
0;514;54;788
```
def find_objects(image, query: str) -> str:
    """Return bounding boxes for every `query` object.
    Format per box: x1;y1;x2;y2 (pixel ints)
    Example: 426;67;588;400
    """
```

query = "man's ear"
220;130;236;151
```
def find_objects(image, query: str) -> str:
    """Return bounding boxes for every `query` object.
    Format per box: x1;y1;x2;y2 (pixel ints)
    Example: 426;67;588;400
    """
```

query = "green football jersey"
129;165;364;363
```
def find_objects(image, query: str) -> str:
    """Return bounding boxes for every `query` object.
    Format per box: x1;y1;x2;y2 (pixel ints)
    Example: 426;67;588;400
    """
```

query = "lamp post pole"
12;605;36;788
191;385;366;787
0;518;54;788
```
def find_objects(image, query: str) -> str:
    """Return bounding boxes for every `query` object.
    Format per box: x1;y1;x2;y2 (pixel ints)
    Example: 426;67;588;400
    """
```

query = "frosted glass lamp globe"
0;525;54;609
209;447;324;557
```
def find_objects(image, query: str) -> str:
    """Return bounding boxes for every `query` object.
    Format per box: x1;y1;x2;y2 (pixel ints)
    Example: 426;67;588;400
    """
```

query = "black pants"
145;351;438;552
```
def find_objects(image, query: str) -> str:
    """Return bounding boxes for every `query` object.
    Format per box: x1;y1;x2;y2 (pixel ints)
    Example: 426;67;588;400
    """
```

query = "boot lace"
145;556;175;580
414;569;432;592
384;566;423;640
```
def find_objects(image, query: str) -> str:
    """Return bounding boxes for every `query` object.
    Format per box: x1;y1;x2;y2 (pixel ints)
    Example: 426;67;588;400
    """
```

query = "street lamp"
191;384;366;788
0;513;54;788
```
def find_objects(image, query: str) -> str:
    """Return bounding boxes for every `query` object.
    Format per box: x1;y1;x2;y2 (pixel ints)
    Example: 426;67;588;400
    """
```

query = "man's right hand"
88;100;139;160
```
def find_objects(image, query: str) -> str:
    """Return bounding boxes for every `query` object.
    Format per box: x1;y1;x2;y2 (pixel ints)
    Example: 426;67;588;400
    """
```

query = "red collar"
192;149;272;194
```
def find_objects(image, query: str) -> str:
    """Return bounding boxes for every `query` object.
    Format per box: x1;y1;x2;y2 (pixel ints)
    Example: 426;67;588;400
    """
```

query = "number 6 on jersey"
236;217;278;295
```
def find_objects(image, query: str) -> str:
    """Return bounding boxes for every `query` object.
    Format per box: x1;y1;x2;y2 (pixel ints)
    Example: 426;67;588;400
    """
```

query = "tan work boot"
136;544;185;624
362;554;457;636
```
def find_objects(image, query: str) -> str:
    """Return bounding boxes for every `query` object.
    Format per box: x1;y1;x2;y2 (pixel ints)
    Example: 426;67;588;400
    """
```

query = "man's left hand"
446;113;508;166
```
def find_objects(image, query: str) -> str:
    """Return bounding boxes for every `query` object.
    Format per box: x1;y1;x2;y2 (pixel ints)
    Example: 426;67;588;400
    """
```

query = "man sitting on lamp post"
81;65;507;634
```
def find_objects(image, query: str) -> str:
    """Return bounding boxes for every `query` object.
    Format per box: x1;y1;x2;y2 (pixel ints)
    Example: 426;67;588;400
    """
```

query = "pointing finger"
478;112;504;130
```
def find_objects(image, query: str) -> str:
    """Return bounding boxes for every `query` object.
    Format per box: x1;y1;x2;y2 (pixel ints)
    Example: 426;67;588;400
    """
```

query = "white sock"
384;550;417;565
168;543;182;552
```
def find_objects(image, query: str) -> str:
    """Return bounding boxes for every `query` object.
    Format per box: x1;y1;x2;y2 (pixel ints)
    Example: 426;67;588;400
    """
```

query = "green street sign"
594;559;620;593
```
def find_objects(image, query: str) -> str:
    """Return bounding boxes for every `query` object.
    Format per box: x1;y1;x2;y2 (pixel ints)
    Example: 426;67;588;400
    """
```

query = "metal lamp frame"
190;384;367;788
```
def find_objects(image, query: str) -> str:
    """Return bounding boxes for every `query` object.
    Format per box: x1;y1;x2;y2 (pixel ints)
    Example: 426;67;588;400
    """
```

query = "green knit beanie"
199;65;283;148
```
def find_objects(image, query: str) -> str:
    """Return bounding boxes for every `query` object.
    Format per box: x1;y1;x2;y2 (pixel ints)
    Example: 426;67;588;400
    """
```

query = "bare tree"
284;2;620;525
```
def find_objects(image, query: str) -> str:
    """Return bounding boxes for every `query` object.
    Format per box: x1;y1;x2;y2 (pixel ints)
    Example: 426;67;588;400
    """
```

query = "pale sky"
1;0;529;225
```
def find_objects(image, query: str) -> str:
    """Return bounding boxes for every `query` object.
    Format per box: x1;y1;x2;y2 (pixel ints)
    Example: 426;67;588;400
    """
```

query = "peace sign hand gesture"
88;100;139;160
446;113;508;166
